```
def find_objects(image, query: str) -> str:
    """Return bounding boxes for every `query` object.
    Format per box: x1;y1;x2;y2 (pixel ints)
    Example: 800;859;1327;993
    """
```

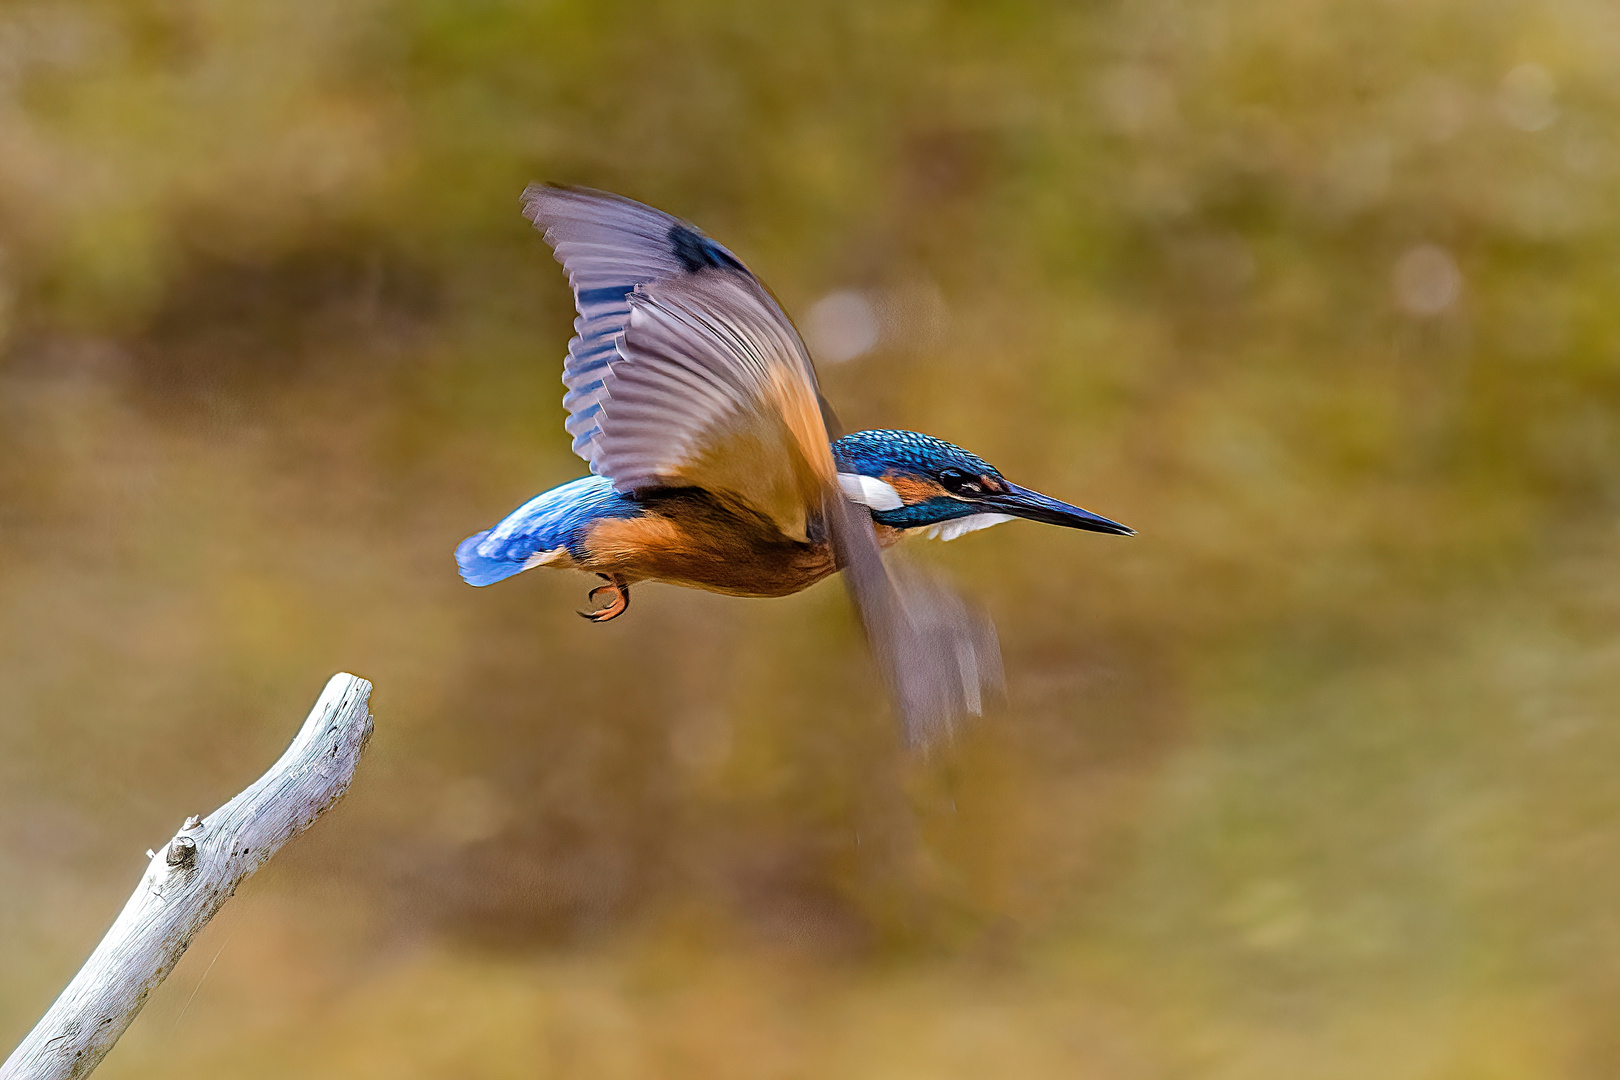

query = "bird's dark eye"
938;468;984;497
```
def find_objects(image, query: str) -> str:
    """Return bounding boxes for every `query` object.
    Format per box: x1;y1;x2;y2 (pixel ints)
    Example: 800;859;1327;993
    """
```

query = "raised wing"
523;185;831;538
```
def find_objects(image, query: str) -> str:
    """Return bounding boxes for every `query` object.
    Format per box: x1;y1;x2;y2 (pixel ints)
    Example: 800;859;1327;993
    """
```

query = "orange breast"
578;492;840;598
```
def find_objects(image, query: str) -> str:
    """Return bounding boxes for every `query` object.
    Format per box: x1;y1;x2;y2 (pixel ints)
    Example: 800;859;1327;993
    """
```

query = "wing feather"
523;184;767;471
524;185;831;536
597;273;833;536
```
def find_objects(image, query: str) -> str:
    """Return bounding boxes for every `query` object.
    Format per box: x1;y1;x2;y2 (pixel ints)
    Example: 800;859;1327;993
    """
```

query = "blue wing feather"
520;186;755;479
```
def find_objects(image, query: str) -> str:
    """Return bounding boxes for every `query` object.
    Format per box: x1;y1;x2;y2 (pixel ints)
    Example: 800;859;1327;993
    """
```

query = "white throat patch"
921;513;1014;541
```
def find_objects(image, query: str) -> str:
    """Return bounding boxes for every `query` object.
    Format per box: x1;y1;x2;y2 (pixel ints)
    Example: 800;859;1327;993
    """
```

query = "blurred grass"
4;0;1620;1075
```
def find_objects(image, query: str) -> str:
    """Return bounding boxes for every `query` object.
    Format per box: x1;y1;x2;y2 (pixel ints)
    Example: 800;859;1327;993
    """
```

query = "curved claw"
577;574;630;622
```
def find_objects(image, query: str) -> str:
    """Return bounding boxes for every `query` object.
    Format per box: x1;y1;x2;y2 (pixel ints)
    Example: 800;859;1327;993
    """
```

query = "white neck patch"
837;473;903;512
921;513;1014;541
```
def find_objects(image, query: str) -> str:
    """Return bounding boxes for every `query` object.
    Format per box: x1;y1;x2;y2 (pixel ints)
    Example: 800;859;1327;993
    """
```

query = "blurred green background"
4;0;1620;1075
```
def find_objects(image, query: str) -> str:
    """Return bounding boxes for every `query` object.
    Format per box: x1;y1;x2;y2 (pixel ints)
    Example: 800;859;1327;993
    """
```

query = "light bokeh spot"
1393;244;1462;315
1497;63;1558;132
805;288;880;363
1096;64;1178;135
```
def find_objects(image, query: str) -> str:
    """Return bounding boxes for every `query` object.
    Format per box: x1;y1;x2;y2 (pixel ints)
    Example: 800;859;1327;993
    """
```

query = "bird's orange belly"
578;505;840;598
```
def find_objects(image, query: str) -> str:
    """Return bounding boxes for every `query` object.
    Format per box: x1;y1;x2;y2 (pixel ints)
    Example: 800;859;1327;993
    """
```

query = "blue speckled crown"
831;430;1001;480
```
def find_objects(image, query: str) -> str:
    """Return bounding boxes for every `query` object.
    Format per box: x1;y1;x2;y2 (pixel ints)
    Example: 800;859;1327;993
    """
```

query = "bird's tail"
455;531;528;587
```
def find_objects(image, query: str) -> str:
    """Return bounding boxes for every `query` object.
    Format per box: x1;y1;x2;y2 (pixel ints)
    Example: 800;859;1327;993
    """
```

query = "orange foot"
578;574;630;622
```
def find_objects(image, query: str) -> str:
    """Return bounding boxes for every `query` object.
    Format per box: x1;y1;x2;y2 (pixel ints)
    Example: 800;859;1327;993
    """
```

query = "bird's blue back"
455;476;641;586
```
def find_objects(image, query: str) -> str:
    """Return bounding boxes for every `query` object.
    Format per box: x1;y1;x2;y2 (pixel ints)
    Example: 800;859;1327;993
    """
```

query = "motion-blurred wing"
826;493;1004;748
524;185;831;537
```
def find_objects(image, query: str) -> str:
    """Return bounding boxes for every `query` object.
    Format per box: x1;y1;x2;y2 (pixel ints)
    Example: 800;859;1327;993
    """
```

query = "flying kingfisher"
457;186;1132;742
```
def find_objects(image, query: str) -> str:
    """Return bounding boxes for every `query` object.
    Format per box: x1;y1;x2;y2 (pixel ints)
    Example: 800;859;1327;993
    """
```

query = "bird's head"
831;430;1133;540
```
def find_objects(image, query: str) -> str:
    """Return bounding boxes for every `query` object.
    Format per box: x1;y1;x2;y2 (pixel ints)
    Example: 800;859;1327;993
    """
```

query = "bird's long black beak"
985;483;1135;536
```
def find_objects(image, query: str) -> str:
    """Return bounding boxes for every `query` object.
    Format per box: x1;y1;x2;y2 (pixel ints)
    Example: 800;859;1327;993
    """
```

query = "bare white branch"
2;673;374;1080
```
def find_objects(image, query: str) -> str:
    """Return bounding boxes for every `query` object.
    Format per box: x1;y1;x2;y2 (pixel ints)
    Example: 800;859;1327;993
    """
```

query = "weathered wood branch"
1;673;374;1080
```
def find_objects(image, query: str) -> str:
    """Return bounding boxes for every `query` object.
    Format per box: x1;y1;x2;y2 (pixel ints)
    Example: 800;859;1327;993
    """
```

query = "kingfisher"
457;186;1132;742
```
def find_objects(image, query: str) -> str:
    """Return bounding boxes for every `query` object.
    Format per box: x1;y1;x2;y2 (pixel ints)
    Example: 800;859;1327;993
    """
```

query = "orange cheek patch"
884;473;948;504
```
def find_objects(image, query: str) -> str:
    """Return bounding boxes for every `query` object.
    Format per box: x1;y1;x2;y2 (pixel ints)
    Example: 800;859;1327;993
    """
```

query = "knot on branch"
165;836;197;870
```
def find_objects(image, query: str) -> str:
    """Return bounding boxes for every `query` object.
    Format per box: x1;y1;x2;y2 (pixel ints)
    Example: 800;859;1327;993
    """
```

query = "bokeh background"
4;0;1620;1076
